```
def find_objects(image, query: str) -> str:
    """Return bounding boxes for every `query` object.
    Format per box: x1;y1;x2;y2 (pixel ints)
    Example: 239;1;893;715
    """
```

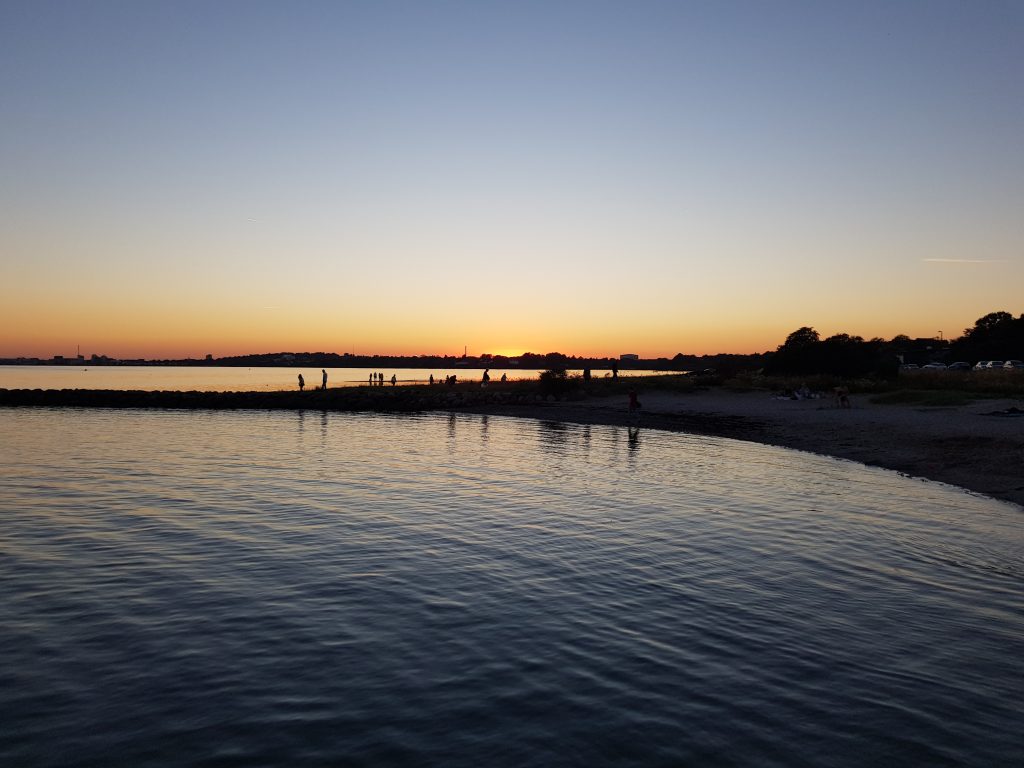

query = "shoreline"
3;386;1022;508
458;390;1024;509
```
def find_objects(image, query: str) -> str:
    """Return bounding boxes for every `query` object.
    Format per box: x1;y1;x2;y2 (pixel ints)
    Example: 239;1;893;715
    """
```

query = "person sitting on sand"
500;372;507;382
298;373;305;391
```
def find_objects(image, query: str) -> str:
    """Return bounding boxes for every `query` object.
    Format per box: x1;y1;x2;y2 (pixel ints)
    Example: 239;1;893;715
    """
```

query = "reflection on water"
1;408;1022;767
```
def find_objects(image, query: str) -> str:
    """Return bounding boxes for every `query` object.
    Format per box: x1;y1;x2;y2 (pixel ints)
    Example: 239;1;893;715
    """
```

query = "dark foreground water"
1;408;1021;767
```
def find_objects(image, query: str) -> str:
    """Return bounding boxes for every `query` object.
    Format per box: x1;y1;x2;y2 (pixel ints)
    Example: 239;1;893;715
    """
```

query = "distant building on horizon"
620;353;639;361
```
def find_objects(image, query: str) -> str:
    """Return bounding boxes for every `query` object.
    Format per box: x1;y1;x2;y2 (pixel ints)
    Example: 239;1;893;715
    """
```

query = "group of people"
428;369;508;387
296;368;516;391
297;369;329;391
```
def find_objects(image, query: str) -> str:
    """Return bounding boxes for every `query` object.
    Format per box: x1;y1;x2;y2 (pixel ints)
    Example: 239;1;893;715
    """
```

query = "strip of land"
2;385;1021;508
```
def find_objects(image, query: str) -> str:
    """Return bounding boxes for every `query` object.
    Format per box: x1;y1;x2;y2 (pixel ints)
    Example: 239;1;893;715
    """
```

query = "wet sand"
461;390;1024;509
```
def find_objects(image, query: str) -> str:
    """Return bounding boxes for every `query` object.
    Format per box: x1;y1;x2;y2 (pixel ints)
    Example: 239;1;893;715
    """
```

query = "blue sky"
2;1;1022;357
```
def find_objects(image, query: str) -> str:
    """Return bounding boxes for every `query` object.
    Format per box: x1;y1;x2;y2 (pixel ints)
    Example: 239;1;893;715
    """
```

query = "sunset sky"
2;1;1022;359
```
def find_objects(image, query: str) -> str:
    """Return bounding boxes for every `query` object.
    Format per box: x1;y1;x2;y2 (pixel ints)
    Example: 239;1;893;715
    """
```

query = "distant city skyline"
2;1;1022;359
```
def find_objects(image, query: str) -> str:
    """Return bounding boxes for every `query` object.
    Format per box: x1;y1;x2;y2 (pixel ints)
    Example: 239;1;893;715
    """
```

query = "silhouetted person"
834;386;851;409
583;367;591;381
369;373;373;384
429;374;434;385
482;368;490;388
322;369;328;390
612;361;618;379
628;389;641;423
500;372;507;382
298;373;305;391
378;372;384;386
390;374;397;386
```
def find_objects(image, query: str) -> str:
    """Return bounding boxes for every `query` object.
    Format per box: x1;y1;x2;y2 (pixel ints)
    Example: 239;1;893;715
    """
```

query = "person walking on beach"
390;374;397;386
429;374;434;385
612;361;619;379
378;372;384;386
322;369;328;390
369;373;373;385
482;369;490;388
298;373;305;391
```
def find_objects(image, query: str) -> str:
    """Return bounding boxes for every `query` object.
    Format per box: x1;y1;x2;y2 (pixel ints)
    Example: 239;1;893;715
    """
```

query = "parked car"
973;361;991;371
900;363;920;371
985;361;1005;370
1004;360;1024;370
921;362;946;370
946;362;971;371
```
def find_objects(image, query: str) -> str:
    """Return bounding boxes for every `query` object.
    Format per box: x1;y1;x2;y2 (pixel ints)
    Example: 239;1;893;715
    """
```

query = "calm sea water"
0;366;664;392
1;408;1021;767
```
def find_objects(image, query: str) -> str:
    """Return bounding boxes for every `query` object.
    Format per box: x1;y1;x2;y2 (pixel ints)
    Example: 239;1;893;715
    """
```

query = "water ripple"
1;407;1022;767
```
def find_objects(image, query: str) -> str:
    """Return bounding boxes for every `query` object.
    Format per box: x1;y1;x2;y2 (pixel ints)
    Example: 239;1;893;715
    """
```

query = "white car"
985;361;1005;370
973;361;991;371
1004;360;1024;370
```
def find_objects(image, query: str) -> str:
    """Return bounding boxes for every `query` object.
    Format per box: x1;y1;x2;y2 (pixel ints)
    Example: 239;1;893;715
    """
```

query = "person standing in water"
390;373;397;386
298;373;305;391
628;389;641;424
322;369;328;390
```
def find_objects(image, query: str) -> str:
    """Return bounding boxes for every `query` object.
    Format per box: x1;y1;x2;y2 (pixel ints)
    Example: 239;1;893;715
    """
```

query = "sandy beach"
462;389;1024;509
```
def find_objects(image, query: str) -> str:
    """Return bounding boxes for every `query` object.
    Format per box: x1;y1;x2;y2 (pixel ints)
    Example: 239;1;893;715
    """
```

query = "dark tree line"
765;310;1023;378
948;311;1024;363
765;328;899;378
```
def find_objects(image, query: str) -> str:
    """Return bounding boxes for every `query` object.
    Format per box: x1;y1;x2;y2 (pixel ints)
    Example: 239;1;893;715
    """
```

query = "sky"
1;0;1022;359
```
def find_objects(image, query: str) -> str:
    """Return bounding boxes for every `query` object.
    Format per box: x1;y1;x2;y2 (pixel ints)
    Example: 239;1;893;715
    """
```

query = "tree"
950;311;1024;362
782;327;820;349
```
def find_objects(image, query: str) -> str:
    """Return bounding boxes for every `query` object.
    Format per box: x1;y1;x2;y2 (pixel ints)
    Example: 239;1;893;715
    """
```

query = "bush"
538;367;573;397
